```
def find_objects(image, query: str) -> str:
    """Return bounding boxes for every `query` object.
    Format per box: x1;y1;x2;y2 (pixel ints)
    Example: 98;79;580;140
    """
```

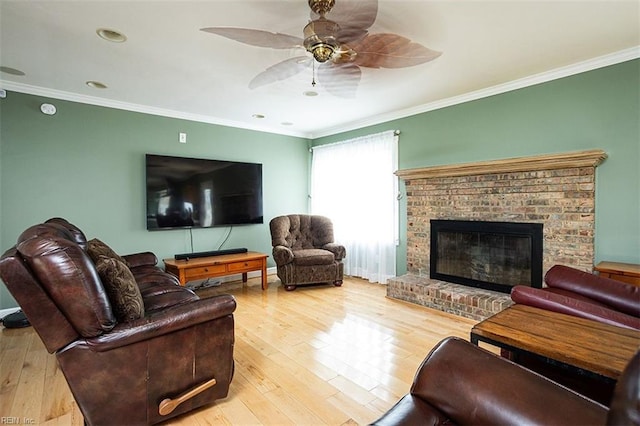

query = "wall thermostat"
40;103;57;115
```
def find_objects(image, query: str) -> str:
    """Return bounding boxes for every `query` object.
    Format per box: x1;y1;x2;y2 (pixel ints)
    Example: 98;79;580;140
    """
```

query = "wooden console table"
471;304;640;380
164;251;269;290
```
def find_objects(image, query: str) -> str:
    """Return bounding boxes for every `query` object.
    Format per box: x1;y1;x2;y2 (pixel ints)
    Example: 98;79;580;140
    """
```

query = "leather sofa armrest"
409;337;608;425
77;294;236;352
122;251;158;268
370;394;449;425
545;265;640;317
322;243;346;261
272;245;294;266
511;286;640;330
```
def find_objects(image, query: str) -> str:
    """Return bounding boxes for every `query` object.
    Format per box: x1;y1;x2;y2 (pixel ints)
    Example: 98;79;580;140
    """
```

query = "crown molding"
0;82;309;139
2;47;637;140
311;46;640;139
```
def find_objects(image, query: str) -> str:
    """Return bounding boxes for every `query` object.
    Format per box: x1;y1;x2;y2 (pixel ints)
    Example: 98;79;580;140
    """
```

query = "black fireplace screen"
430;220;543;293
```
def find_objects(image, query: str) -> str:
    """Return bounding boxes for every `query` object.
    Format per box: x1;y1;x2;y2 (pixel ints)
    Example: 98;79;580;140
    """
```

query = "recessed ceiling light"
252;114;265;119
96;28;127;43
281;122;294;126
303;91;318;97
0;66;26;76
86;80;107;89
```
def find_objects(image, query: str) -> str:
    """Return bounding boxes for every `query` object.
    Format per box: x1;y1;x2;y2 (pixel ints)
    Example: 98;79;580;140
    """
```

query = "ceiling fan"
201;0;441;98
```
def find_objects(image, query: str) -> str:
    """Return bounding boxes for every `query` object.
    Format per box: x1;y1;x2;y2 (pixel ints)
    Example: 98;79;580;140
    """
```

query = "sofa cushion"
87;238;130;267
138;280;199;313
293;249;335;266
95;255;145;322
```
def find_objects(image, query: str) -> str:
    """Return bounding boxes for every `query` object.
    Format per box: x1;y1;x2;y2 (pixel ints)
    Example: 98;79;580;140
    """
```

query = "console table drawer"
228;259;263;272
164;251;269;290
185;264;226;279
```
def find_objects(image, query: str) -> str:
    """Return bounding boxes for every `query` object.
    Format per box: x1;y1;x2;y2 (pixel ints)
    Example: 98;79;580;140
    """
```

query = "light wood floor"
0;276;480;425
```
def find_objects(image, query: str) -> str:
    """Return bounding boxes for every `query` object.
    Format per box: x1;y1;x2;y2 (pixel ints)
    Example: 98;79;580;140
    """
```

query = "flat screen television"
145;154;263;230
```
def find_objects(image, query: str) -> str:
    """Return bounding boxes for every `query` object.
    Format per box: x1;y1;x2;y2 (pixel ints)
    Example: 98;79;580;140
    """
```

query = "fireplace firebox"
430;220;543;293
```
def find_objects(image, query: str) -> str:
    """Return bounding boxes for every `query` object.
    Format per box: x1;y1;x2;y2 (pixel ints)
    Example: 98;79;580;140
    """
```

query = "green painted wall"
314;59;640;275
0;92;310;308
2;60;638;309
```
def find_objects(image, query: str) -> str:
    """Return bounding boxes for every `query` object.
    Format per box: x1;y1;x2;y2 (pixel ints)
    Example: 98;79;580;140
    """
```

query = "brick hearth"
389;150;607;320
388;275;512;321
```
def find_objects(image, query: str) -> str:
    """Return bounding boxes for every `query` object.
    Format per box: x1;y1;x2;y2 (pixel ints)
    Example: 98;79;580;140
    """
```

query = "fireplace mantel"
396;149;607;180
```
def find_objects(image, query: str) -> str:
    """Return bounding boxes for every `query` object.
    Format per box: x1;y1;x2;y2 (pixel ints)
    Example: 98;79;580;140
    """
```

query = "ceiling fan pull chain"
312;59;317;87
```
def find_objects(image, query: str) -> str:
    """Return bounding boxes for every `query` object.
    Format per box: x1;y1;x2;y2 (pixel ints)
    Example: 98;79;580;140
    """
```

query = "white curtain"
311;130;398;284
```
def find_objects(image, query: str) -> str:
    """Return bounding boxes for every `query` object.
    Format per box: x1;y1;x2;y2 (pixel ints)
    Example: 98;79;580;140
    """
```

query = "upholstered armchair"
269;214;346;291
0;218;236;425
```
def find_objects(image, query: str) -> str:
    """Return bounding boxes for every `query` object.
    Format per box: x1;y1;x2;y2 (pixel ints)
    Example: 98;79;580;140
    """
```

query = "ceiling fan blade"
310;0;378;43
352;33;442;69
318;63;361;98
249;56;311;89
200;27;303;49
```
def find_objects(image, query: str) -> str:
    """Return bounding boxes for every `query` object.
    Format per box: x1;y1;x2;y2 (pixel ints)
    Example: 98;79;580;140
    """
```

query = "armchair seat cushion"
293;249;336;266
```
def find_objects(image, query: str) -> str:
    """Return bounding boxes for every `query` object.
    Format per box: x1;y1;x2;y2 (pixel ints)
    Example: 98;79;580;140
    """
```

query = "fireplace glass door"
430;220;543;293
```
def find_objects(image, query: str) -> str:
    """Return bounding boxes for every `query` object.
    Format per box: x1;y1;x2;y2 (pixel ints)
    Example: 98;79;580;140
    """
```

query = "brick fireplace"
387;150;607;320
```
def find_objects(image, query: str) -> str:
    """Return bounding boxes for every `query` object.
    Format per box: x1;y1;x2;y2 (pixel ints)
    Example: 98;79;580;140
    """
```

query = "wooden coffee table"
164;251;269;290
471;304;640;381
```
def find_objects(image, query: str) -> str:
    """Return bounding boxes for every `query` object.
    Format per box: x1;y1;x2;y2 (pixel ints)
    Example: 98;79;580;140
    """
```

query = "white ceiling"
1;1;638;139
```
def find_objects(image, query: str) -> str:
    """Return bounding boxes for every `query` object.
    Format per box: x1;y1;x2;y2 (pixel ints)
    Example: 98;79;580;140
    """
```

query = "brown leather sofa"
269;214;346;291
371;337;640;426
511;264;640;330
0;218;236;425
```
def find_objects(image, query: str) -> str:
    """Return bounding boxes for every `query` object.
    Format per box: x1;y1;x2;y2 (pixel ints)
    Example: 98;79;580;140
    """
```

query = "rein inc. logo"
1;418;35;425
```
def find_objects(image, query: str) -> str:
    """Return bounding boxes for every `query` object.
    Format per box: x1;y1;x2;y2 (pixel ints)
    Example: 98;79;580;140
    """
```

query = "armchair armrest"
409;337;608;425
77;294;236;352
122;251;158;268
322;243;346;261
272;245;294;266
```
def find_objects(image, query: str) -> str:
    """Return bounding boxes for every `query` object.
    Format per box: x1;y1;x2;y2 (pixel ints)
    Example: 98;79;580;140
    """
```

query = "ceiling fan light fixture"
303;18;340;63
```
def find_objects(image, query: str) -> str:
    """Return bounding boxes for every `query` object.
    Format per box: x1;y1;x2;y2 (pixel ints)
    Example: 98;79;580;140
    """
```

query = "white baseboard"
0;307;21;319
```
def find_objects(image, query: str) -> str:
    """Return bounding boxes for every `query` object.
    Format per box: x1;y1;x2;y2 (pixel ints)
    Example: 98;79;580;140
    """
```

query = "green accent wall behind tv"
1;59;638;309
0;94;310;308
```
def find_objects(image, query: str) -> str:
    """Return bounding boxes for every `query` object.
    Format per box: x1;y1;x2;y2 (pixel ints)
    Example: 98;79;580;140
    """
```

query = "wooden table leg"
261;260;268;290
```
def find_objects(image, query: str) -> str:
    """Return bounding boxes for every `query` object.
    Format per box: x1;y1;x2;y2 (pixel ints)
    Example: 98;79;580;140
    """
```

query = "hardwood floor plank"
0;276;478;425
11;331;47;422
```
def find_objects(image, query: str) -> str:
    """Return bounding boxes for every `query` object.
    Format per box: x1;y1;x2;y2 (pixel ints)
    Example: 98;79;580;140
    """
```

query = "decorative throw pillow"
87;238;129;266
94;255;145;322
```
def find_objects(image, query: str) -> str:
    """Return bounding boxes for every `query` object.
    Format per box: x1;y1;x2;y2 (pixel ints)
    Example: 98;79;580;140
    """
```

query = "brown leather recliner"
371;336;640;426
269;214;346;291
0;218;236;426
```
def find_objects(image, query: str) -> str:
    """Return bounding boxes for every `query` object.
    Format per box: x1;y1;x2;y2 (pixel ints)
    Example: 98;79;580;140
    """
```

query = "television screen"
145;154;263;230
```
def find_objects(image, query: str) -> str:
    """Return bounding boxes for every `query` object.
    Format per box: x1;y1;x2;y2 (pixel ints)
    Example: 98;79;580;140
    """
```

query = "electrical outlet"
179;132;187;143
